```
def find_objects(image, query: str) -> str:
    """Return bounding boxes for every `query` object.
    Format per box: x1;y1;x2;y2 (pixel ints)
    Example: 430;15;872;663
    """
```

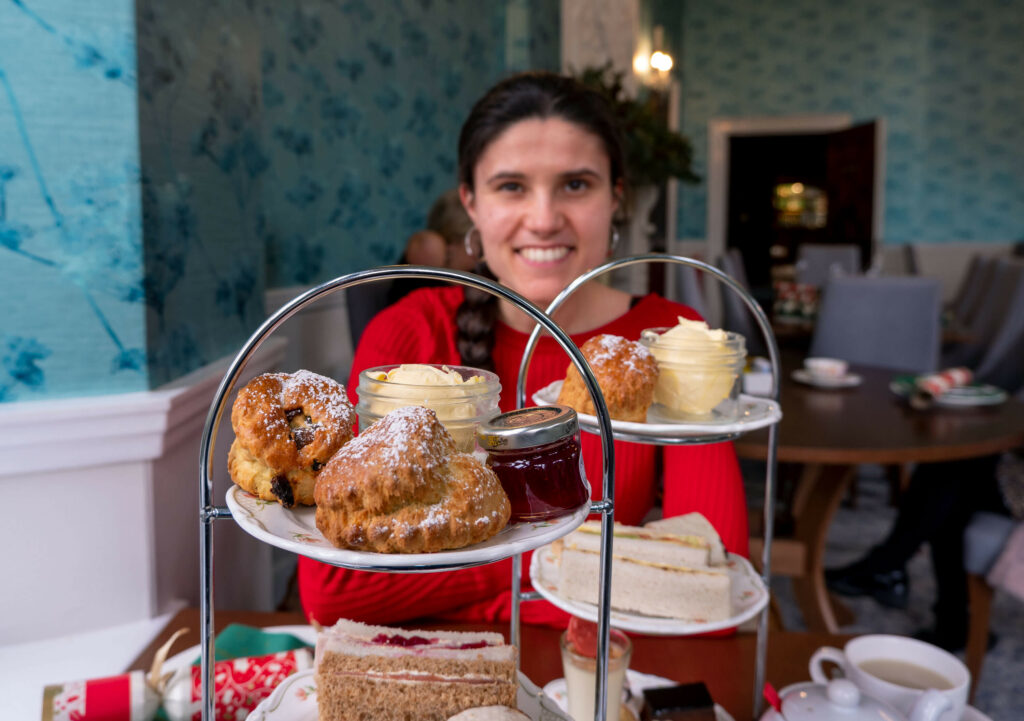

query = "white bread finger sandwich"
553;520;731;622
644;511;728;566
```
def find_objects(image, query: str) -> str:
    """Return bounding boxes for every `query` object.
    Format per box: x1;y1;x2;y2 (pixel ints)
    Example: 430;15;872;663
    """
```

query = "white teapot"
760;678;951;721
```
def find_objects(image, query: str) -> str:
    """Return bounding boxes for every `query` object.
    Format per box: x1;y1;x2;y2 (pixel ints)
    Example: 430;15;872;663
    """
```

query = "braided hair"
454;72;626;370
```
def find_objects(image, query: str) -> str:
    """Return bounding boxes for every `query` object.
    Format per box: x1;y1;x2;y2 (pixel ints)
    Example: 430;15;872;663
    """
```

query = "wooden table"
735;353;1024;633
127;608;854;721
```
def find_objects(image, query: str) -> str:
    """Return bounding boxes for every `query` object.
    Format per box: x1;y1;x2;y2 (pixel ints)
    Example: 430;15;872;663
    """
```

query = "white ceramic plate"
542;670;735;721
529;544;768;636
791;369;863;389
246;668;570;721
962;705;995;721
532;381;782;442
770;683;992;721
889;378;1008;407
227;486;590;572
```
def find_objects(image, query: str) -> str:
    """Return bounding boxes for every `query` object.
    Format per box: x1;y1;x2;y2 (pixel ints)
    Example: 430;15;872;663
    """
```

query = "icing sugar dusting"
276;369;355;427
336;405;452;475
583;334;654;374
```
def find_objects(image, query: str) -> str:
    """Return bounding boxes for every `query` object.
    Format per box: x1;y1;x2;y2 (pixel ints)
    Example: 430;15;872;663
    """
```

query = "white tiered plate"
532;381;781;443
227;486;590;571
529;544;768;636
791;369;863;389
246;668;570;721
543;670;736;721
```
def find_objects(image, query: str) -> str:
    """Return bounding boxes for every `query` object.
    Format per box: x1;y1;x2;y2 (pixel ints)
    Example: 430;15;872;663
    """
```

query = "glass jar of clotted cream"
476;405;590;523
640;319;747;422
356;364;500;452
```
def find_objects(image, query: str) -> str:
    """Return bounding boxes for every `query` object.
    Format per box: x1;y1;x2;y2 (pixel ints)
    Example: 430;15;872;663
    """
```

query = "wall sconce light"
633;25;674;88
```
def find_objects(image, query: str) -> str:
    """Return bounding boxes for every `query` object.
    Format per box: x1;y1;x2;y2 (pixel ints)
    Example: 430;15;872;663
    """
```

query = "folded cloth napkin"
187;623;312;664
987;522;1024;604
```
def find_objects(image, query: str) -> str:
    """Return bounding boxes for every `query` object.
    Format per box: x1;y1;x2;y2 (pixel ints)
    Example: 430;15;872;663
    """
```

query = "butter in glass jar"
356;364;500;452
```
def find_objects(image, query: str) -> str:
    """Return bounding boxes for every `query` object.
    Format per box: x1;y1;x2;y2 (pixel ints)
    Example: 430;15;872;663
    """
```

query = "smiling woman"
297;72;750;629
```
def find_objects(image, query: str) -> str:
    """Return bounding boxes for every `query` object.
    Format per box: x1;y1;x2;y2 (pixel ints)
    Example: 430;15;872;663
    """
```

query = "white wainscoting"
0;337;286;645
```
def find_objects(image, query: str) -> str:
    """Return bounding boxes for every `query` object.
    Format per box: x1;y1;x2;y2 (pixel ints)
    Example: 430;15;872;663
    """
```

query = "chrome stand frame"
197;255;778;721
196;266;615;721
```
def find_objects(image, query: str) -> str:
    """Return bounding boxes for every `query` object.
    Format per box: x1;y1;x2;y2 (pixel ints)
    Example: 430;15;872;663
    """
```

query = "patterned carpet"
758;464;1023;721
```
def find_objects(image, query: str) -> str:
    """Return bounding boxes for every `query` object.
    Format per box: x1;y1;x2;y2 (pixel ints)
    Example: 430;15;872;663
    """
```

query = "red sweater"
297;286;748;627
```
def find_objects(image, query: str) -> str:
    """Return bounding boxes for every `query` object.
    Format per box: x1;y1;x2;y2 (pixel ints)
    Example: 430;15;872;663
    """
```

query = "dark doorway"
727;122;877;297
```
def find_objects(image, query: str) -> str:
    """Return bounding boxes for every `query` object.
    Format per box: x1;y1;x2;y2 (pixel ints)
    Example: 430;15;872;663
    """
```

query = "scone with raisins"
228;370;355;507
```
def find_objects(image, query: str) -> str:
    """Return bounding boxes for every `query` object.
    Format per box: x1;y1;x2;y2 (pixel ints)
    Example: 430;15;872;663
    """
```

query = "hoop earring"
610;226;621;252
464;226;480;259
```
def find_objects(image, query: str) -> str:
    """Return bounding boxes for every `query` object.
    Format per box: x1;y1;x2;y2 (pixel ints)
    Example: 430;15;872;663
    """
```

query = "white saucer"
769;683;993;721
792;368;862;388
542;670;735;721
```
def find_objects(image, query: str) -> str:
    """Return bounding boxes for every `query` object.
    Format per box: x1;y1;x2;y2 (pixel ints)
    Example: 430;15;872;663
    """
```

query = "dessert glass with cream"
560;619;632;721
640;318;747;422
356;364;500;452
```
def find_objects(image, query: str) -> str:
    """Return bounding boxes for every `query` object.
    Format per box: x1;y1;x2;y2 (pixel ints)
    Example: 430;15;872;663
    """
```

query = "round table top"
734;356;1024;465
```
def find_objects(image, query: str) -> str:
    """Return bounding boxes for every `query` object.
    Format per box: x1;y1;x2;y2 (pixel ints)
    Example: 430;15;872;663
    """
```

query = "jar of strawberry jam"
476;405;590;523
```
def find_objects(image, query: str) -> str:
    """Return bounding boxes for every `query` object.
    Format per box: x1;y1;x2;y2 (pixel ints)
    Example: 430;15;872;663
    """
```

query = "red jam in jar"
477;406;590;523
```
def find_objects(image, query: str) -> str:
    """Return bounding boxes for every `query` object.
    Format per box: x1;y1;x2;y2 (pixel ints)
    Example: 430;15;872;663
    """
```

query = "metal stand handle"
196;265;617;721
514;254;781;720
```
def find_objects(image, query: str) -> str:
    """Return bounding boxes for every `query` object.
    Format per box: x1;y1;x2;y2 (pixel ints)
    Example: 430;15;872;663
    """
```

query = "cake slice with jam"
315;618;518;721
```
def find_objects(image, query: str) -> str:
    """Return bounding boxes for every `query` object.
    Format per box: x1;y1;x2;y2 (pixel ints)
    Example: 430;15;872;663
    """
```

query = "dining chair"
672;263;709;320
943;259;1024;370
717;250;766;357
972;263;1024;395
809;275;942;373
948;255;988;325
956;256;1003;332
795;243;861;287
963;510;1019;702
346;281;394;350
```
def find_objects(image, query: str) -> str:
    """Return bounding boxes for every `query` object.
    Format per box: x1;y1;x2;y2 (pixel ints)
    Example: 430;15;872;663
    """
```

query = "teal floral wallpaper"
0;0;559;402
259;1;503;286
136;0;266;389
673;0;1024;244
0;0;147;401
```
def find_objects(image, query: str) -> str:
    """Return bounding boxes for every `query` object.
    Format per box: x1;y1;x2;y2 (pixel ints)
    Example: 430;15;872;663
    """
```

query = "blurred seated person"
826;455;1011;651
386;189;476;305
298;71;750;629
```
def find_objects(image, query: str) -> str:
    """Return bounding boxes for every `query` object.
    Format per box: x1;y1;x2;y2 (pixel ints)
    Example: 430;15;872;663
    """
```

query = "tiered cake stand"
515;254;781;720
196;255;781;721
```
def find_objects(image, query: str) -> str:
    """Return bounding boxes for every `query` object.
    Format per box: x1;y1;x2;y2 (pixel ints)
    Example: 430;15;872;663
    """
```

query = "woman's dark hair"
455;72;627;370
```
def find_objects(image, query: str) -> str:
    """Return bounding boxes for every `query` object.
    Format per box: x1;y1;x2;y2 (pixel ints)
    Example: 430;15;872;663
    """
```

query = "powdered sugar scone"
228;370;356;507
556;334;659;422
314;405;511;553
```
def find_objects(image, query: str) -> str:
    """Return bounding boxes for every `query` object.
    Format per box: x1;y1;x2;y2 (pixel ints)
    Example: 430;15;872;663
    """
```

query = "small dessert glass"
560;628;632;721
640;327;747;422
356;364;500;452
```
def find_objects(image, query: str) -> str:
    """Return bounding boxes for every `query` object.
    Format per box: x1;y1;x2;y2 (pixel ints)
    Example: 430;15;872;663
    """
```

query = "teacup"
804;357;849;380
809;634;969;721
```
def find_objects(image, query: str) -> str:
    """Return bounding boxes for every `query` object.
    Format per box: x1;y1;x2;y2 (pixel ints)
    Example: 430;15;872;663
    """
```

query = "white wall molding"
0;337;286;644
0;338;286;477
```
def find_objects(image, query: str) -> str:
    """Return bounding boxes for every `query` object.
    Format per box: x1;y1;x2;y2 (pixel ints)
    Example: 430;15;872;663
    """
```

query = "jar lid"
477;405;578;450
